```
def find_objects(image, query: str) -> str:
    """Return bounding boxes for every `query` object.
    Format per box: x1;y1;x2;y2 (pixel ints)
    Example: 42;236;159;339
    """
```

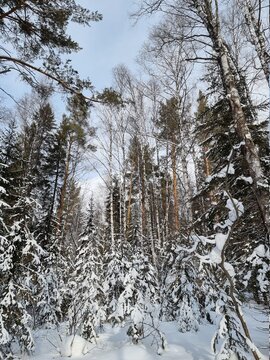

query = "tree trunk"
217;38;269;236
109;124;115;251
57;139;72;235
195;0;269;237
172;142;180;232
126;176;133;238
243;0;270;85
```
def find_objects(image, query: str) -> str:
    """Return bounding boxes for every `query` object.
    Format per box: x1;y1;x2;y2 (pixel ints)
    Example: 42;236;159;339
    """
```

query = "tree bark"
242;0;270;85
57;139;72;235
194;0;269;237
172;142;180;232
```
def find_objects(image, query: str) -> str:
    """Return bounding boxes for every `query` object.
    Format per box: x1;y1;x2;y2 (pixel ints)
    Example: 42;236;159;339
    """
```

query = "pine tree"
0;1;102;98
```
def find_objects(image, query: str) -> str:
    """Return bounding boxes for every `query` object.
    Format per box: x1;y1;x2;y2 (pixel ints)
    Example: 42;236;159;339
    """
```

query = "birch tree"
135;0;269;246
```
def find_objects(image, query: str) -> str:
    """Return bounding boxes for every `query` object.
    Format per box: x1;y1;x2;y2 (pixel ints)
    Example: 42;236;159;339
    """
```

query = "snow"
225;196;244;224
253;244;267;258
24;305;268;360
206;164;235;183
199;194;246;267
209;246;222;264
215;233;227;251
0;186;6;194
60;335;94;357
224;262;235;277
236;175;253;184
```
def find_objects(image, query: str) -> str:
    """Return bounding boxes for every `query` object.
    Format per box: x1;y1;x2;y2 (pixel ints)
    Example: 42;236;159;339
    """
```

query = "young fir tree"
104;244;129;325
68;200;105;342
0;165;46;358
125;249;160;346
105;245;161;344
160;241;213;332
0;162;13;359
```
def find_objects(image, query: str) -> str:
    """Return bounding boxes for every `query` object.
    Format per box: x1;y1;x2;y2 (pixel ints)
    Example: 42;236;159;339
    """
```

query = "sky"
1;0;158;116
70;1;160;196
0;0;160;202
71;0;157;91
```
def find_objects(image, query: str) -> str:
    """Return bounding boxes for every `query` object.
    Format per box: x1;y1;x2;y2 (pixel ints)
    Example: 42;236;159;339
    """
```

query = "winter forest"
0;1;269;359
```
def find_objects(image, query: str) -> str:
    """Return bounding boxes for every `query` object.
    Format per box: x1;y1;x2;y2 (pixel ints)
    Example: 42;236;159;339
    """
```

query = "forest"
0;1;269;359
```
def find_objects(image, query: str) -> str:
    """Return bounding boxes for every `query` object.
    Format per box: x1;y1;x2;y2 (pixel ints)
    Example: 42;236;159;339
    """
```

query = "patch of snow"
215;233;227;251
60;335;94;357
254;244;267;257
224;262;235;278
236;176;253;184
233;141;245;149
25;305;268;360
209;246;222;264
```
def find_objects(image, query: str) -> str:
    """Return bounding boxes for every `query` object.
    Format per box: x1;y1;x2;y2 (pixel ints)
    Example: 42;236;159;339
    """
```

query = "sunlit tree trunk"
193;0;269;237
172;141;180;232
241;0;270;85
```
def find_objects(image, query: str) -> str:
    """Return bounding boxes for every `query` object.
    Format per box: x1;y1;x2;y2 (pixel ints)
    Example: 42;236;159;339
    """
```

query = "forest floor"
24;304;268;360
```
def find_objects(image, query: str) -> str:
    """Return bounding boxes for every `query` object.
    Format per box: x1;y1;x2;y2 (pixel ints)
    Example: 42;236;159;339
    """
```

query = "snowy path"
28;305;268;360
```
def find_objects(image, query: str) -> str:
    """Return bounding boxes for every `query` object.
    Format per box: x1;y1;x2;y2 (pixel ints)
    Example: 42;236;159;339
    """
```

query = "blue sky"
1;0;158;114
72;0;157;90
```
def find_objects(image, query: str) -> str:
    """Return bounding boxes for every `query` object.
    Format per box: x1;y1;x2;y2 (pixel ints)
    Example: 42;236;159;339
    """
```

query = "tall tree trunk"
163;142;170;240
243;0;270;85
109;124;115;251
140;143;147;236
47;145;61;237
181;156;193;224
121;133;127;243
126;176;133;238
152;163;161;250
154;141;162;249
195;0;270;237
172;142;180;232
57;139;72;235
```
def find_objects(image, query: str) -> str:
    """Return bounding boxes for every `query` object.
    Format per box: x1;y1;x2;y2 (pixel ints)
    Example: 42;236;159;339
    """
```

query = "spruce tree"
68;201;105;342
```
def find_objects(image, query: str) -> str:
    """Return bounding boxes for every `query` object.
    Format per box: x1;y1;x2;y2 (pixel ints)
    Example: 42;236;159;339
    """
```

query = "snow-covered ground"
24;304;268;360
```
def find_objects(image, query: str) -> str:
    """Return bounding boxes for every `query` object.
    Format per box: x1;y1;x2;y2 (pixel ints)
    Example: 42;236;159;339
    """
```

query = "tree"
56;94;95;245
0;163;46;358
139;25;196;232
157;98;181;233
160;241;211;332
0;0;102;100
68;201;105;342
194;72;269;303
239;0;270;85
0;162;12;360
133;1;269;358
126;134;154;244
135;0;269;237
